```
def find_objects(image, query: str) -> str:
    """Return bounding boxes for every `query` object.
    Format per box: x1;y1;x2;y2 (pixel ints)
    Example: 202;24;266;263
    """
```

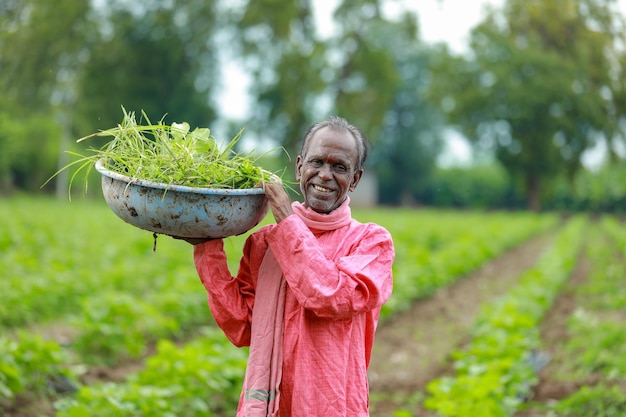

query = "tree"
427;0;626;210
230;0;402;163
227;0;327;166
365;15;445;205
0;0;220;196
0;0;91;195
75;0;219;132
227;0;450;203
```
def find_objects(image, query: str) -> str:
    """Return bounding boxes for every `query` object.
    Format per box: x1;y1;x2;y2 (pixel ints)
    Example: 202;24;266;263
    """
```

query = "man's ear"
349;168;363;192
295;155;303;181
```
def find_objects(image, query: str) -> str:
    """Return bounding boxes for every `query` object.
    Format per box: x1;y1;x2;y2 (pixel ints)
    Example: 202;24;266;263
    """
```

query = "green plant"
423;216;586;417
55;327;247;417
72;292;178;365
43;107;283;196
553;384;626;417
0;332;72;400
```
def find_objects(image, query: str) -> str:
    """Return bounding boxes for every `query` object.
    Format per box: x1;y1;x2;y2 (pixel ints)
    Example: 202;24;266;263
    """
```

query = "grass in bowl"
45;107;283;196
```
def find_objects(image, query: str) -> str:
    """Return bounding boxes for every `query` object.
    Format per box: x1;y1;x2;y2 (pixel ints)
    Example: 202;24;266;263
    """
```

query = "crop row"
423;215;586;417
54;326;248;417
0;197;559;414
522;217;626;416
0;198;557;329
380;210;558;317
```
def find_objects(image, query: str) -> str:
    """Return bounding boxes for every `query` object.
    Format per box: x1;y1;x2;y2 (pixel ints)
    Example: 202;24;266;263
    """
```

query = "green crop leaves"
553;385;626;417
378;210;558;319
72;292;179;365
55;328;247;417
424;216;586;417
0;332;73;400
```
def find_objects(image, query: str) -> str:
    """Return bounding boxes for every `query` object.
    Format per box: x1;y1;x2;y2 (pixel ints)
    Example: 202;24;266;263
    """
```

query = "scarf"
292;196;353;232
242;196;352;416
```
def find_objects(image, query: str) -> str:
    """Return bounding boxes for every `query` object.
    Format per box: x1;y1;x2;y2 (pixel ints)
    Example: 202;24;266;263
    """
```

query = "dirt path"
368;232;556;416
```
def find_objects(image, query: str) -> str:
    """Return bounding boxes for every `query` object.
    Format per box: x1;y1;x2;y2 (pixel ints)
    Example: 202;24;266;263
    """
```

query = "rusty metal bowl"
95;159;270;238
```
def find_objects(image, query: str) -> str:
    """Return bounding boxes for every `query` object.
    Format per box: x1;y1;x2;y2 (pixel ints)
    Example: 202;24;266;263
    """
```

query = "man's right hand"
263;180;293;223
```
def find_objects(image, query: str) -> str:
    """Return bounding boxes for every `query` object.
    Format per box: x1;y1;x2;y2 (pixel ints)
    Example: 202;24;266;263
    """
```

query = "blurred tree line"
0;0;625;211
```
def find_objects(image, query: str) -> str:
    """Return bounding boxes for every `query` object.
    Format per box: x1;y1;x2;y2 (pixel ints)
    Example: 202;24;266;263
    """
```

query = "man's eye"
309;159;323;167
334;164;347;173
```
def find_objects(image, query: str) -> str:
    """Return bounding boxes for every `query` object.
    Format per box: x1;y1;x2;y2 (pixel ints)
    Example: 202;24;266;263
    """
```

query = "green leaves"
46;107;278;195
55;328;247;417
554;385;626;417
423;216;587;417
426;0;626;210
72;292;179;365
0;332;72;400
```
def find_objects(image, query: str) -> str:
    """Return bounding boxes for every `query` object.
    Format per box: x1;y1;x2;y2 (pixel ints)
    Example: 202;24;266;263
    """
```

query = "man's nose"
318;163;333;179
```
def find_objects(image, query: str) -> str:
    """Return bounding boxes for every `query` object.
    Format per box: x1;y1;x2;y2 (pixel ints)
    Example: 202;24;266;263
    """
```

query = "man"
188;116;394;416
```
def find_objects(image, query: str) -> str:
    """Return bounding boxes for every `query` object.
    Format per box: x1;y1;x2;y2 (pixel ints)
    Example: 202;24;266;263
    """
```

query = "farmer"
182;116;394;416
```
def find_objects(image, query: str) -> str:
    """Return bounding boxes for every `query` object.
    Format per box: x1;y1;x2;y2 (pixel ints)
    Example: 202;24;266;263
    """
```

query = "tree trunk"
54;107;72;200
526;174;541;212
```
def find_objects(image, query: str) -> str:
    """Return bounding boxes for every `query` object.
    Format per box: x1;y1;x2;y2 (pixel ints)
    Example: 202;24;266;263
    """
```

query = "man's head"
296;116;369;213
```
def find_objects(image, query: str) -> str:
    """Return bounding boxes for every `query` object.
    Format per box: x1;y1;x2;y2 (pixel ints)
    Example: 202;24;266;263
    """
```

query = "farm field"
1;195;625;416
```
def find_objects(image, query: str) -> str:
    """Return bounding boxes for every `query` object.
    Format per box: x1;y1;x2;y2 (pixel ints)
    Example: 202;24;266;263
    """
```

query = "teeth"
314;185;332;193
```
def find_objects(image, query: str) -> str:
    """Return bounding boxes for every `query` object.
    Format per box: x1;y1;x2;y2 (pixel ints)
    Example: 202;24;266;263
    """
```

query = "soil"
367;231;557;417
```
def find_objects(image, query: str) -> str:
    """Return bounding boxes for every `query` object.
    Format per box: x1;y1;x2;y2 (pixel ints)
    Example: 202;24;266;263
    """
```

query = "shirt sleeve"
193;235;267;347
266;215;394;320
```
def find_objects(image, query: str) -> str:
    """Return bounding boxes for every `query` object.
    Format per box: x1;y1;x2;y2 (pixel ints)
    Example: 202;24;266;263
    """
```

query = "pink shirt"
194;204;394;416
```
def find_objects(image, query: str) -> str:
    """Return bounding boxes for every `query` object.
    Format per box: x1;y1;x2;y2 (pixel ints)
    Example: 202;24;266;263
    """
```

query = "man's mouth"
313;184;333;193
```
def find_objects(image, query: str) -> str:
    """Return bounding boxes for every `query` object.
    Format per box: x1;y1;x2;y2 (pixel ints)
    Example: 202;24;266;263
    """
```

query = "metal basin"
95;159;270;238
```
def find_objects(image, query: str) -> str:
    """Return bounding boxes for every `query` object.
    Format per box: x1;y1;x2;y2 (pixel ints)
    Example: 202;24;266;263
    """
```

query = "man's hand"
263;180;293;223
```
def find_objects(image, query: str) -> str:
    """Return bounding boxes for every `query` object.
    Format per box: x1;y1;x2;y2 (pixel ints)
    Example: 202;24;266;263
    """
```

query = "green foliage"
47;108;279;196
0;108;62;193
72;292;179;365
0;0;220;195
74;1;219;131
368;209;558;319
0;0;90;109
553;385;626;417
426;0;626;210
424;216;586;416
557;219;626;380
415;161;626;212
426;163;513;208
548;163;626;212
564;310;626;378
0;332;72;400
372;16;446;205
0;197;167;327
55;328;247;417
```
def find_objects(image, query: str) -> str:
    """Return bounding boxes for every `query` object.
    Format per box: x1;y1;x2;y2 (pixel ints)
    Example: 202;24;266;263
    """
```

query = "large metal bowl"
95;159;270;238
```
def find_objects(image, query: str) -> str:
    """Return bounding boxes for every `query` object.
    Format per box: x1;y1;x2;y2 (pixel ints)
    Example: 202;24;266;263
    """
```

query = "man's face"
296;127;362;213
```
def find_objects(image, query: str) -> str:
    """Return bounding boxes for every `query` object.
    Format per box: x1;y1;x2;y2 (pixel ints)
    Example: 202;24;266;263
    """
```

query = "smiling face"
296;126;363;213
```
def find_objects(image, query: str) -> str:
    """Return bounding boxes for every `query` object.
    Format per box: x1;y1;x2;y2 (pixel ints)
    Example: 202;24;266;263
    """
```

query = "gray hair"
299;116;370;172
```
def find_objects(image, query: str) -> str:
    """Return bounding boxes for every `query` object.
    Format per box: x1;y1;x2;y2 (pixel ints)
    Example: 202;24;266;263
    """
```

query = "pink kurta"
194;200;394;416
